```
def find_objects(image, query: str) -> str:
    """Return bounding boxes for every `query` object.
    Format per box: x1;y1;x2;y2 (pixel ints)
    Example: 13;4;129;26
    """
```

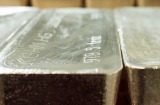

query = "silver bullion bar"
0;7;39;49
115;8;160;105
0;9;122;105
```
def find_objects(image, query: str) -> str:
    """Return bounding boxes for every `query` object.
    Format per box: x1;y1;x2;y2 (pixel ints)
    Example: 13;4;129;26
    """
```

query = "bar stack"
0;0;28;6
32;0;82;8
86;0;135;8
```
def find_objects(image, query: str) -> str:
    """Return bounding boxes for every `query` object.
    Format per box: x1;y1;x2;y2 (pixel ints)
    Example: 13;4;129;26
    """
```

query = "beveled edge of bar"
0;66;123;75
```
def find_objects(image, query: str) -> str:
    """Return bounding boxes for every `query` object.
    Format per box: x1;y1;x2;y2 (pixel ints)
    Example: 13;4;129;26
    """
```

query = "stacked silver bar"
0;9;122;105
115;8;160;105
2;7;160;105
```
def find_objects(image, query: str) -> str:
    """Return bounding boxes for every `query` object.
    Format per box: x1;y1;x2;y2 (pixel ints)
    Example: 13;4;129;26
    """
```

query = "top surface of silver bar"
0;9;122;74
115;7;160;69
0;7;38;16
0;7;38;49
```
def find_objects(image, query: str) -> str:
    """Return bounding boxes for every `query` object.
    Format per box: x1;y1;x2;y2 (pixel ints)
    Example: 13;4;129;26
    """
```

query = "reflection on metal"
0;7;38;49
0;7;38;16
115;7;160;105
0;9;122;105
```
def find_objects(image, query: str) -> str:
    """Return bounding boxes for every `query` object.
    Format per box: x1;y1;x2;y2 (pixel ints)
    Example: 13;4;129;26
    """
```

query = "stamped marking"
83;36;102;63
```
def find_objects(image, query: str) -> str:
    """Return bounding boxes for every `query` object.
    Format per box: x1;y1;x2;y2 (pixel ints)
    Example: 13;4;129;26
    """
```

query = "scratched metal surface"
115;8;160;105
0;9;122;74
0;9;122;105
0;7;38;49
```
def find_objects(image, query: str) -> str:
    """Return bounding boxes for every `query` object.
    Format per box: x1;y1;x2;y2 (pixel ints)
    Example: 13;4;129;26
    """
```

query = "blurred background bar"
0;0;159;7
31;0;83;8
0;0;29;6
85;0;135;8
137;0;160;6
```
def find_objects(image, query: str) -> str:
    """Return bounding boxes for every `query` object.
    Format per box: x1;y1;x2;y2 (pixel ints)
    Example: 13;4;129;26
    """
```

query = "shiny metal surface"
0;7;38;49
0;9;122;105
115;8;160;105
0;7;38;16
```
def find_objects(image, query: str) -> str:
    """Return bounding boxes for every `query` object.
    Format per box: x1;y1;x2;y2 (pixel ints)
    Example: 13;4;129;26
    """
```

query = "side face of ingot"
0;0;28;6
0;7;38;49
138;0;160;6
0;74;107;105
115;8;160;105
32;0;82;8
86;0;134;8
0;9;122;105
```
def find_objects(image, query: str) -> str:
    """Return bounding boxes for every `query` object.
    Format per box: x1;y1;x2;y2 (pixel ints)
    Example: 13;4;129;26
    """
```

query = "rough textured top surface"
0;9;122;74
115;8;160;69
0;7;38;49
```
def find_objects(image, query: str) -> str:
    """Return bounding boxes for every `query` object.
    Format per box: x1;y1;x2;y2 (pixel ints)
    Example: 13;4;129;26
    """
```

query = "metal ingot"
86;0;134;8
0;9;122;105
0;7;38;49
115;8;160;105
32;0;82;8
0;0;28;6
137;0;160;6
